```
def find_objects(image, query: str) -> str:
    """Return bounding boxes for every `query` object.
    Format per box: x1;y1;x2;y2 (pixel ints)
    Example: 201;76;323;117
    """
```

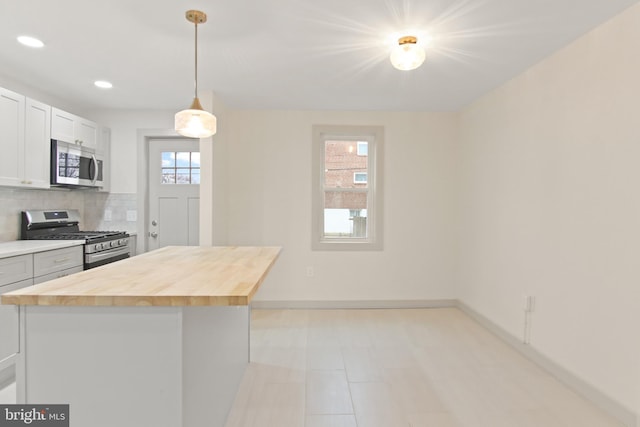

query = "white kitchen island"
1;246;281;427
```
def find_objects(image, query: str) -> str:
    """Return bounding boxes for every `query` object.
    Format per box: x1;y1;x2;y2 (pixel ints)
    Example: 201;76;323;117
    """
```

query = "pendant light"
175;10;217;138
390;35;426;71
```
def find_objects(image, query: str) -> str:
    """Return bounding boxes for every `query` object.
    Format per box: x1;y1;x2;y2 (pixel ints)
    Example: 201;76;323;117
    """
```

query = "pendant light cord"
194;20;199;100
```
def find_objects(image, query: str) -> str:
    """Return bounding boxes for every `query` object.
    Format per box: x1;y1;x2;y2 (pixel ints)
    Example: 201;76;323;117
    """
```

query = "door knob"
149;232;158;238
151;220;158;226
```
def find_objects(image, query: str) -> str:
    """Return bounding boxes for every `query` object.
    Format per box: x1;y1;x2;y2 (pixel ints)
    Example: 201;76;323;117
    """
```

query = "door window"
161;151;200;184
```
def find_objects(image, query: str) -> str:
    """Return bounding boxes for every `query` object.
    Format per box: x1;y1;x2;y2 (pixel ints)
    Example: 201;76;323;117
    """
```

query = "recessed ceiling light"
94;80;113;89
17;36;44;48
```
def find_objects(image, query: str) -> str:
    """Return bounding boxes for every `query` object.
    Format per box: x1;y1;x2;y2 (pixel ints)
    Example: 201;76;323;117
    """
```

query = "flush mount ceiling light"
175;9;217;139
390;35;426;71
17;36;44;48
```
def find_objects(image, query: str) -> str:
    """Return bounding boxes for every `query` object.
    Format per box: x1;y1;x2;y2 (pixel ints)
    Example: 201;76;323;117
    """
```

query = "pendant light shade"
175;10;217;138
390;35;426;71
175;99;217;138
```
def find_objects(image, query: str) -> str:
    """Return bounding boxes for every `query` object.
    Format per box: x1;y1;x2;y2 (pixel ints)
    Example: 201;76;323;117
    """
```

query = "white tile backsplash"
0;187;86;242
84;193;138;232
0;188;137;242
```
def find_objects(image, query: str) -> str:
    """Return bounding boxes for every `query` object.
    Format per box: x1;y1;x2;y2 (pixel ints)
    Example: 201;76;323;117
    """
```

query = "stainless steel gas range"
21;209;130;269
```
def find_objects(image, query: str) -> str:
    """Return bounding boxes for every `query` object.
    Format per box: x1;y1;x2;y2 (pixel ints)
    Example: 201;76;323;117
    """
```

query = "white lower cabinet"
33;266;83;285
0;254;32;286
0;254;33;366
0;246;83;368
0;279;32;364
33;246;83;279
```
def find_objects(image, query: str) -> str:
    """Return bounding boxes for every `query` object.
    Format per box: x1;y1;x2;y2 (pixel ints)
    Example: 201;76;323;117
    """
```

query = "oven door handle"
90;155;98;184
85;246;130;264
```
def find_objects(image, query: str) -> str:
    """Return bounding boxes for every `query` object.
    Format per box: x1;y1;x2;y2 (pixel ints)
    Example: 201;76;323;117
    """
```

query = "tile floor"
0;308;626;426
225;308;625;427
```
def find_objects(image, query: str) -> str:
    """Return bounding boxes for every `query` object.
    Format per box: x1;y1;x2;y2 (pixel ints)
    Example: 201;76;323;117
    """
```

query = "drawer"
0;277;33;295
33;265;83;285
34;246;83;278
0;254;33;287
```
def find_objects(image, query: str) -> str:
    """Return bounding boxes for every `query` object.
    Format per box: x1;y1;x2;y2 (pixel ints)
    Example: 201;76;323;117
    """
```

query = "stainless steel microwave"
51;139;104;188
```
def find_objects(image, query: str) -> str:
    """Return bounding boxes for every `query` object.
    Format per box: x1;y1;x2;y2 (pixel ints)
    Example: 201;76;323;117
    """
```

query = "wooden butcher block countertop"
1;246;281;307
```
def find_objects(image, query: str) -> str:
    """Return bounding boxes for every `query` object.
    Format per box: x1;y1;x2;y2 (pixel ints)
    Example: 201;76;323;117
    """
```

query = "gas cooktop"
21;210;128;243
32;231;127;242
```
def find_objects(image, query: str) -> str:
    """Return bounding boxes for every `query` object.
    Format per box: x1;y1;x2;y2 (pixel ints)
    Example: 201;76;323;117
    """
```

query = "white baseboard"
250;299;457;310
457;301;638;427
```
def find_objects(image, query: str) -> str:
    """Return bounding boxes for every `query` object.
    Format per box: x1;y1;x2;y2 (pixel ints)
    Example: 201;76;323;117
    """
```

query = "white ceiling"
0;0;638;112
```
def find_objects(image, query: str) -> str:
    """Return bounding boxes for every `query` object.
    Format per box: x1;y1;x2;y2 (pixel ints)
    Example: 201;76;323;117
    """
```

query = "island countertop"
1;246;281;307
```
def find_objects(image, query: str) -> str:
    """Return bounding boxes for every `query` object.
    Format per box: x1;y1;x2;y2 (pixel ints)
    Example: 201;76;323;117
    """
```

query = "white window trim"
311;125;384;251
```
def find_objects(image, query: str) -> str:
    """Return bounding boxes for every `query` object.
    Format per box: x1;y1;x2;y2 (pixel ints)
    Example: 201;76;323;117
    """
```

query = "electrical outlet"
103;209;112;221
306;266;314;277
126;210;137;222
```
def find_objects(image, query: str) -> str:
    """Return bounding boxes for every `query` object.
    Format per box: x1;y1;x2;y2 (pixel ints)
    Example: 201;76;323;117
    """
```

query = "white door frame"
147;138;200;250
136;129;215;254
136;129;186;253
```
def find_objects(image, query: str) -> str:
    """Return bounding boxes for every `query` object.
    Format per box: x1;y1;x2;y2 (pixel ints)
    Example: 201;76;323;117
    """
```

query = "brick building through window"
323;140;368;237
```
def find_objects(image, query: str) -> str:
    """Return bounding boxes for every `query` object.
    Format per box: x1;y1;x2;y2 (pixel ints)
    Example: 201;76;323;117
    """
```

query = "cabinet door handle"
54;258;70;264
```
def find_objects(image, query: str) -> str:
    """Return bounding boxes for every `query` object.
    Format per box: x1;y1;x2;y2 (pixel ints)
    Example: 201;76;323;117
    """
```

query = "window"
353;172;367;184
161;151;200;184
357;141;368;156
312;125;384;251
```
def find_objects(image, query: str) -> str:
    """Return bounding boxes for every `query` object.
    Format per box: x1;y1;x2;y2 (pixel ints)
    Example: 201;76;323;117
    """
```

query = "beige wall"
456;3;640;417
225;110;458;302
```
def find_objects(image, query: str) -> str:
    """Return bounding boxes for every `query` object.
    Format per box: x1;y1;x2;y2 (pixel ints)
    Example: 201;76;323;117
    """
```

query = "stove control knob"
94;244;101;251
110;241;116;248
118;239;125;246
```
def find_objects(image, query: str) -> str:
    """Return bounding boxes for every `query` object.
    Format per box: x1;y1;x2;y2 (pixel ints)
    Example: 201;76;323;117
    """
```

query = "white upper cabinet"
51;107;97;150
0;88;51;189
50;107;74;142
24;98;51;188
0;88;25;187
